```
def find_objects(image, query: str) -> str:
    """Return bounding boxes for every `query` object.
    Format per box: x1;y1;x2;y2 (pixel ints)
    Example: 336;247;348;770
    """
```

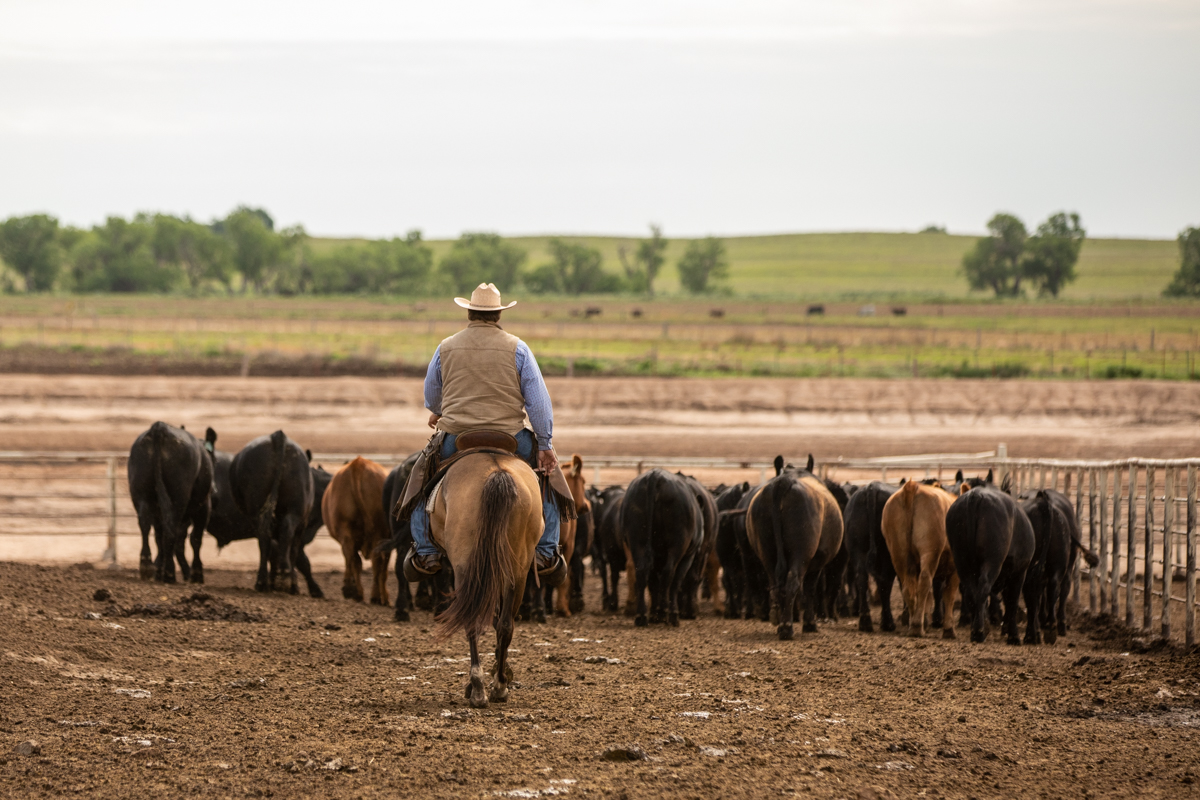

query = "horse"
428;450;544;708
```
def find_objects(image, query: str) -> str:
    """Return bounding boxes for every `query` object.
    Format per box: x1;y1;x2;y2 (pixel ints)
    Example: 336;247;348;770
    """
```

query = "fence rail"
1;446;1197;645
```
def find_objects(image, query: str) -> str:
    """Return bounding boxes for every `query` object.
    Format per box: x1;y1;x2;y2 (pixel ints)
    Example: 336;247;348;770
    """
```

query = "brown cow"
547;454;590;617
880;479;958;638
322;456;391;605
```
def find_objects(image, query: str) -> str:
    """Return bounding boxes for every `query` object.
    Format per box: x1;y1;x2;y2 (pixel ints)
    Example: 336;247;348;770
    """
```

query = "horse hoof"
802;622;818;633
777;624;794;641
488;686;509;703
858;617;874;633
635;615;648;628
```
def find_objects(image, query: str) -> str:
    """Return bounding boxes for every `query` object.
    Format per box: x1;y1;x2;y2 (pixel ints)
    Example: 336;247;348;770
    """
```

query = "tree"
961;213;1028;297
149;214;233;291
222;208;286;292
1022;212;1085;297
1164;226;1200;297
308;231;433;295
438;233;526;294
0;214;63;291
618;224;668;295
69;216;181;292
526;239;621;295
677;237;729;294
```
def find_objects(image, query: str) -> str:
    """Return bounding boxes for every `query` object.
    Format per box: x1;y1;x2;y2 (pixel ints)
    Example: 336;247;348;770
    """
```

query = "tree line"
0;210;730;296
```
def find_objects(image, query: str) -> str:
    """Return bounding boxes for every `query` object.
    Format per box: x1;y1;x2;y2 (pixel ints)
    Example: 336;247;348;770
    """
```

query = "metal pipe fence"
1;446;1197;645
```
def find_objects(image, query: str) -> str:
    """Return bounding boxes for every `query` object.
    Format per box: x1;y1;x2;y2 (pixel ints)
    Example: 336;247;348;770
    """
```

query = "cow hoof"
308;586;325;600
802;622;818;633
254;581;269;593
369;597;383;606
189;570;205;585
859;617;874;633
1057;622;1067;636
342;586;361;601
569;596;584;614
1007;637;1022;646
668;613;680;627
777;623;794;641
970;630;987;643
139;562;154;581
635;615;648;628
941;628;956;640
908;628;924;639
394;609;410;622
881;620;896;633
1042;627;1058;645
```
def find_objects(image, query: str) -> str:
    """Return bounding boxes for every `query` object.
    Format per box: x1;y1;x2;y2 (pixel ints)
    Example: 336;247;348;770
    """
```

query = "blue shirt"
424;339;554;451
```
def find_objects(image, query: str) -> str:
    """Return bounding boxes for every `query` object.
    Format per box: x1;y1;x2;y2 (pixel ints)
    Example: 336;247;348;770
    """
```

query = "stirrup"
403;548;442;582
536;552;568;588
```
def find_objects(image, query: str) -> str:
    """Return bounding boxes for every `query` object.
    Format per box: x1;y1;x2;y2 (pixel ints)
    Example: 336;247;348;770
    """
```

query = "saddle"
395;429;577;525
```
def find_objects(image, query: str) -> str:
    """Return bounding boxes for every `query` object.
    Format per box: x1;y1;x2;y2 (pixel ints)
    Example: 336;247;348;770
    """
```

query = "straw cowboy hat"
454;283;518;311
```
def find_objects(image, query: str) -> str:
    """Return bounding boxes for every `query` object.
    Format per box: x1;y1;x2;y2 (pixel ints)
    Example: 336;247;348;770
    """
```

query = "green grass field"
312;231;1181;301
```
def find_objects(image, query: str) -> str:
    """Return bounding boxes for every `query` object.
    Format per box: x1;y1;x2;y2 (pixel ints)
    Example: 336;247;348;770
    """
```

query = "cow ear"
306;449;313;463
955;469;963;482
773;455;784;476
960;483;971;495
806;454;815;472
206;427;217;445
986;469;994;484
741;481;750;492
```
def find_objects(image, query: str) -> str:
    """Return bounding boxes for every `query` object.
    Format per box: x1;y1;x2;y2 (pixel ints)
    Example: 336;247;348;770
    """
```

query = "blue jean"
409;429;560;561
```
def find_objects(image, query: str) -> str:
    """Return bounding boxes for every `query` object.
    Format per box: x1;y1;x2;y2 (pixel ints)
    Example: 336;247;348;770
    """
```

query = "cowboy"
403;282;568;584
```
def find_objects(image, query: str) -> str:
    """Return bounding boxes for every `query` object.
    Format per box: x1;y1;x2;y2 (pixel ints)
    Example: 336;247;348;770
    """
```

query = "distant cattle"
229;430;314;593
709;308;725;319
806;304;825;316
584;306;602;318
127;421;216;583
323;456;392;605
891;306;907;316
881;480;957;638
201;447;330;597
622;469;703;626
745;456;845;640
945;485;1036;644
843;481;900;632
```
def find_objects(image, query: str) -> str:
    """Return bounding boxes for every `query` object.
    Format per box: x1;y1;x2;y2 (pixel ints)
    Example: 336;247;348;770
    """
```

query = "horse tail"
150;422;176;550
435;467;517;642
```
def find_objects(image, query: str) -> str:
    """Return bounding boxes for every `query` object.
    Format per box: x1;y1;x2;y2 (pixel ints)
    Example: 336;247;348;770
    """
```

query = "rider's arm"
514;342;553;451
424;346;443;415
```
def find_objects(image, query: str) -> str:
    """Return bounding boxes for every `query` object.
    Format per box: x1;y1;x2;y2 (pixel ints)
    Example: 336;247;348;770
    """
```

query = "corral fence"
1;446;1196;646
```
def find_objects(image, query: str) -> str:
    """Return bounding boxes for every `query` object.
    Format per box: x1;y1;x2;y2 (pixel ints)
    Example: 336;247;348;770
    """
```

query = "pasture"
5;293;1200;381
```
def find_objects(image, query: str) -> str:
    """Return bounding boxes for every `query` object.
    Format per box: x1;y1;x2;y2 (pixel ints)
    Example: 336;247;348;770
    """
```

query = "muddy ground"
1;561;1197;800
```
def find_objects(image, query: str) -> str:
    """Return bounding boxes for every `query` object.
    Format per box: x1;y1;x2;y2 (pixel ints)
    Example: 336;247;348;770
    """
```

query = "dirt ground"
1;561;1197;800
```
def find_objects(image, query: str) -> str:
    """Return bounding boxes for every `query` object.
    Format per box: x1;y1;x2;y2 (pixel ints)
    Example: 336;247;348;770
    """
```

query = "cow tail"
769;483;788;588
150;422;176;548
435;468;516;642
1070;529;1100;567
258;430;287;540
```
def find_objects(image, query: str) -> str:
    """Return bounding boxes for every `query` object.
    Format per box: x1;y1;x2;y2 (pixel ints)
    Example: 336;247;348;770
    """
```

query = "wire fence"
1;447;1196;645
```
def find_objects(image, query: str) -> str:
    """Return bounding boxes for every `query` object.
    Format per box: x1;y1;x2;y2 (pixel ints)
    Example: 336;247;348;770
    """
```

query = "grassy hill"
313;231;1180;301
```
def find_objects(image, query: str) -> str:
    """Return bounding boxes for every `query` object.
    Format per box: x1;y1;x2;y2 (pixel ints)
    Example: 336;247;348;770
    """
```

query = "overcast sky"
1;1;1197;239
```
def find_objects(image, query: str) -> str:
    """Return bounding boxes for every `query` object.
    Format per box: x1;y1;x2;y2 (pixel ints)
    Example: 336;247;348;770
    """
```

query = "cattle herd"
128;421;1100;649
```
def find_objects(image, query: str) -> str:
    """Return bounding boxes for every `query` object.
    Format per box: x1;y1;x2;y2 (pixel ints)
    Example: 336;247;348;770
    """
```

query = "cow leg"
856;554;874;632
1041;573;1060;644
623;545;639;616
568;550;585;614
969;565;999;643
878;572;898;632
940;572;959;640
1022;565;1043;645
909;560;936;638
295;548;325;599
489;587;517;704
667;549;695;627
776;560;800;640
274;514;300;594
1056;574;1070;635
393;556;411;622
370;547;390;607
931;575;946;629
705;550;724;616
336;532;364;601
633;553;651;627
465;631;487;709
188;506;207;585
254;533;271;592
136;502;156;581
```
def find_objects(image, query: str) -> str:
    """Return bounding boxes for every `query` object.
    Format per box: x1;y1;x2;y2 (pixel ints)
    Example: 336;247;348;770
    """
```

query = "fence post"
1039;465;1046;490
1088;469;1098;612
1163;468;1175;640
592;464;601;486
1098;468;1108;613
996;443;1008;489
1073;467;1085;603
1186;464;1196;648
1144;466;1156;631
102;457;118;568
1110;467;1122;619
1126;464;1137;628
1051;466;1059;492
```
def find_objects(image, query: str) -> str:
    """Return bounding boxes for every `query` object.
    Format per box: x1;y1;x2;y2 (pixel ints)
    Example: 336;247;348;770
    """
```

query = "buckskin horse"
428;449;544;708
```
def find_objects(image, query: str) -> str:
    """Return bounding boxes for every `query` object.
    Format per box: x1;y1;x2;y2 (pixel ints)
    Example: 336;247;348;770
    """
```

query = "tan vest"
436;321;528;436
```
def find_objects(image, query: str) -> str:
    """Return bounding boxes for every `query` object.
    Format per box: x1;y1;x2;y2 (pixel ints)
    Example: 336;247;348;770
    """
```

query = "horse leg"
465;632;488;709
136;502;155;581
489;588;517;704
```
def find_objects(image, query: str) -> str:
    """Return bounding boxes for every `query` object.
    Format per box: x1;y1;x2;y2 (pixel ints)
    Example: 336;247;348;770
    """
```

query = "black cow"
380;453;453;621
675;473;718;620
127;421;216;583
844;481;900;632
622;469;703;627
745;456;845;640
1019;488;1100;640
590;485;627;613
944;486;1036;644
198;447;329;597
229;430;314;594
814;480;854;620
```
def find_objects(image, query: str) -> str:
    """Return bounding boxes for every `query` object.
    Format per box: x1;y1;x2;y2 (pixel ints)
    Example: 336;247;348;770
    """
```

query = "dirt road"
1;562;1197;799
